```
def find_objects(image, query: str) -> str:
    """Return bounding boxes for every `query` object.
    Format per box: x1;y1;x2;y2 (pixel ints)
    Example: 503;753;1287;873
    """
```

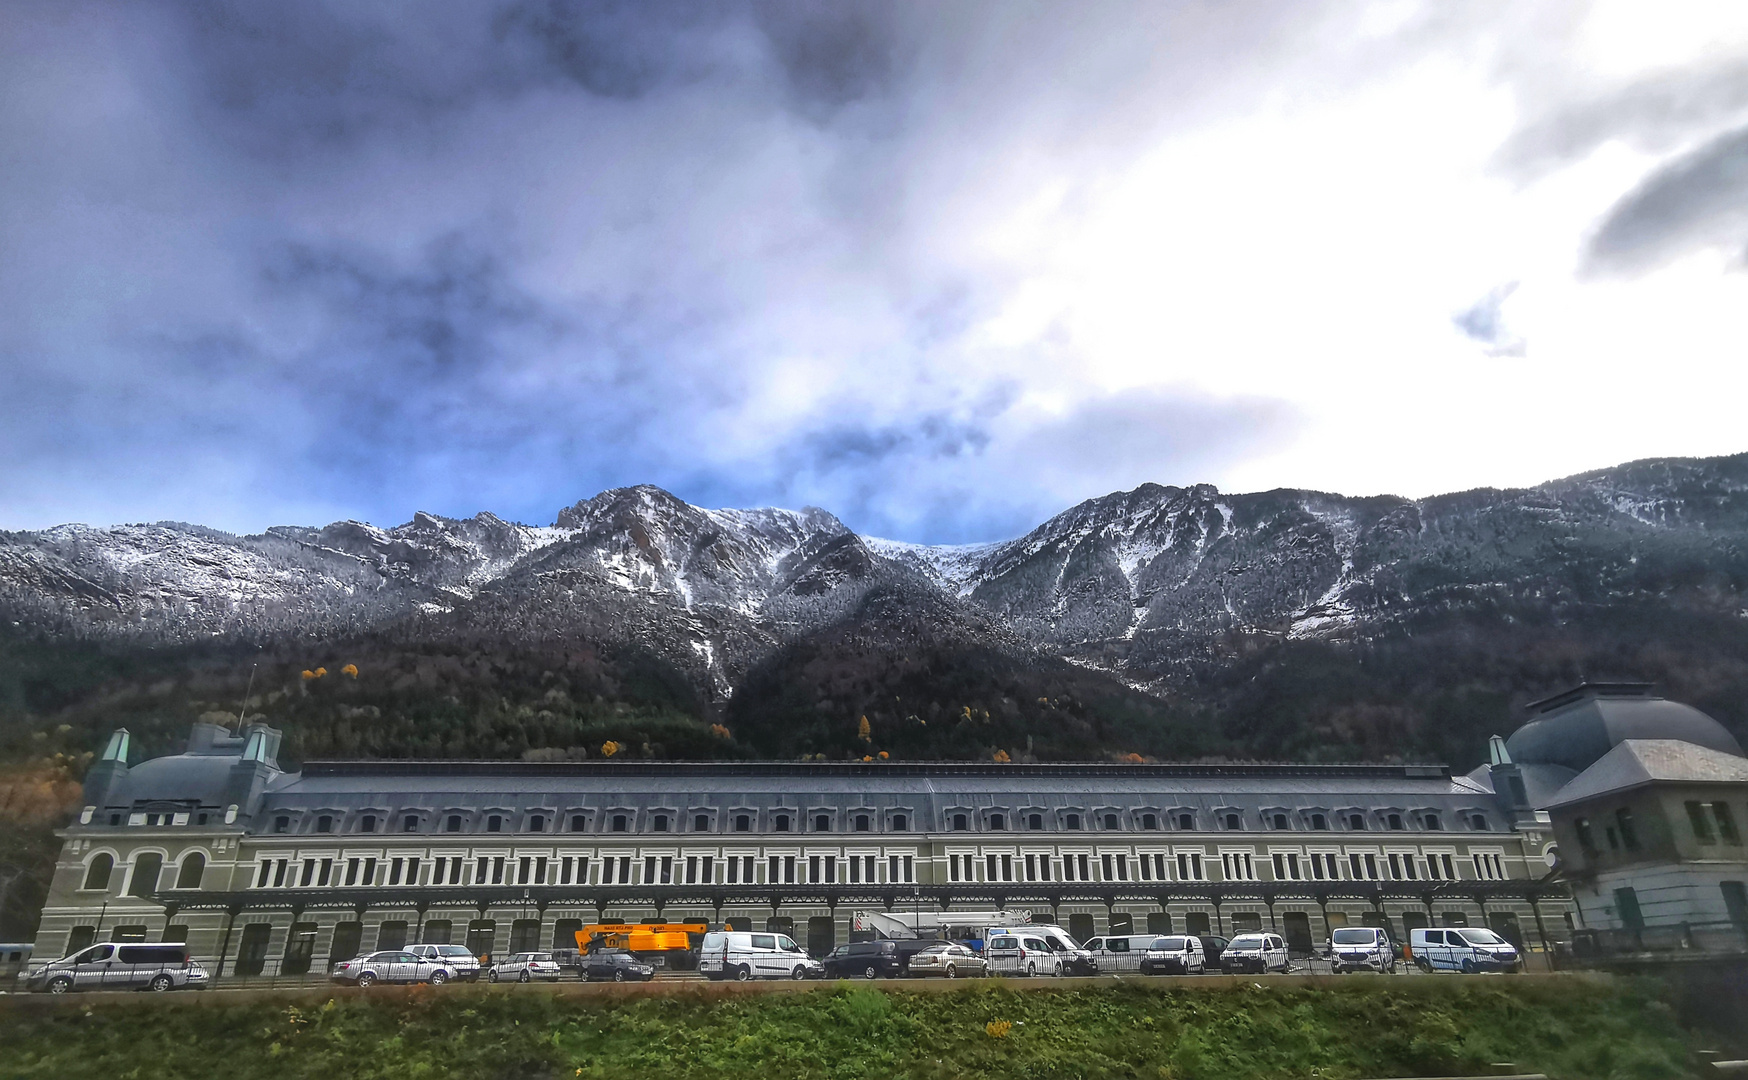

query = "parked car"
488;952;563;983
582;950;656;982
904;943;986;978
1329;927;1396;974
407;944;483;982
1138;935;1206;975
984;923;1097;975
1220;933;1290;974
823;940;905;980
1197;935;1231;971
1082;934;1159;974
698;931;819;981
331;951;457;986
27;942;209;994
985;933;1067;977
1410;927;1521;973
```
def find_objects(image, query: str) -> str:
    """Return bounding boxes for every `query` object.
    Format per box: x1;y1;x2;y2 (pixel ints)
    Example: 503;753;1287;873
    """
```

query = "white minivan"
1329;926;1396;974
1220;933;1290;974
1138;935;1206;975
984;923;1097;975
984;933;1063;977
1082;934;1158;974
697;931;821;981
1410;927;1520;973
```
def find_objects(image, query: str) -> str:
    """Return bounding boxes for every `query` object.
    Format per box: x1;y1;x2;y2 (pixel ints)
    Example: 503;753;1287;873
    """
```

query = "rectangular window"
559;857;572;885
406;857;419;885
728;857;740;884
810;855;821;883
1616;808;1639;851
317;859;332;887
643;856;655;884
518;856;531;884
1100;853;1113;880
299;860;315;887
389;857;402;886
784;856;796;884
535;857;547;884
768;856;779;885
1688;801;1716;842
577;856;589;884
987;854;999;882
890;855;901;883
903;855;914;883
255;862;271;888
362;858;376;886
702;855;714;884
1177;852;1204;881
1221;852;1255;881
1715;803;1741;845
491;857;503;885
849;857;860;884
345;858;359;887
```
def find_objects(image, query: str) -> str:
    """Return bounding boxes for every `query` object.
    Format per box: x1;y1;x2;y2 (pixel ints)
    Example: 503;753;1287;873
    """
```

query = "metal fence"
1555;920;1748;965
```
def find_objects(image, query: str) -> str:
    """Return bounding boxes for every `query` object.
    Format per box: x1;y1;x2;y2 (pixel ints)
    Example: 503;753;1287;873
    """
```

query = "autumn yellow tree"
992;749;1011;764
857;716;871;742
341;664;359;678
601;740;621;757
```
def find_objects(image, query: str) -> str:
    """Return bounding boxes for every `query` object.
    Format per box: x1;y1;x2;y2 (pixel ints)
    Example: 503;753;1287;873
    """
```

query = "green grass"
0;978;1716;1080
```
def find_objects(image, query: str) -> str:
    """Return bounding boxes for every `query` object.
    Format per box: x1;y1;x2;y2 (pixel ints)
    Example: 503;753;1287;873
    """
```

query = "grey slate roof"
1506;685;1742;774
1545;739;1748;809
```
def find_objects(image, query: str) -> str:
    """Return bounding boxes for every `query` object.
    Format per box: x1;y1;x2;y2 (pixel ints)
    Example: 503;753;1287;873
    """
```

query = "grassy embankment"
0;976;1726;1080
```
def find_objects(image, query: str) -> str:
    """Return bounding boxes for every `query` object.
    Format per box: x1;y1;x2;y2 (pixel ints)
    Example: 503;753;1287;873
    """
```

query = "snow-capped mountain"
5;454;1748;698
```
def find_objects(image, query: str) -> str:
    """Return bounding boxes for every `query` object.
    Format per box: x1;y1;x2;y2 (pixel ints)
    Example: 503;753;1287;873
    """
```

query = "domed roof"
1505;683;1744;775
123;753;245;805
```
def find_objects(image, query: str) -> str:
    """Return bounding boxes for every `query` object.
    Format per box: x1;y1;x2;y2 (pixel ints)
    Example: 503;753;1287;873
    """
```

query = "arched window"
1310;814;1328;831
1347;813;1366;830
359;814;377;833
175;852;205;890
1176;813;1194;830
83;853;114;891
1386;813;1404;831
487;815;503;833
610;814;628;832
814;814;830;832
735;814;751;832
315;815;333;834
1423;813;1441;831
570;814;588;831
403;814;420;832
891;814;907;831
1141;814;1158;830
127;853;163;898
952;813;968;831
989;814;1005;831
1102;813;1119;830
1271;813;1289;830
1028;813;1043;830
854;814;870;831
1469;814;1489;831
653;814;669;832
694;814;709;832
274;815;291;834
1065;813;1081;830
774;814;790;832
446;815;463;832
529;814;546;832
1223;813;1241;830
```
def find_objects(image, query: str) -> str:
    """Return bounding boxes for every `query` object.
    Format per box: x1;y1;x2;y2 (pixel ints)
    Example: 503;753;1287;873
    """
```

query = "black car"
1197;936;1231;971
583;951;656;982
822;940;904;980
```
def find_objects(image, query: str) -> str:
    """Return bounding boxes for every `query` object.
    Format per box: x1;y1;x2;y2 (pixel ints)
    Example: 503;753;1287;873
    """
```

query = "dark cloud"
1586;124;1748;274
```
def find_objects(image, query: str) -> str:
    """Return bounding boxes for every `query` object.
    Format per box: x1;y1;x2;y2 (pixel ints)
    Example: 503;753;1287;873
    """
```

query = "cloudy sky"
5;1;1748;543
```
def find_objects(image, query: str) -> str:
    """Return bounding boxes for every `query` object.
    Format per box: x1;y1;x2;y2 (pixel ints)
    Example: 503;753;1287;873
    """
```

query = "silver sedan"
906;943;986;978
331;951;457;987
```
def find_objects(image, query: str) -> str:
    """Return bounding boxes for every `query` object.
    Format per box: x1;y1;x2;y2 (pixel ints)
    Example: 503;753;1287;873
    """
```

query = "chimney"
82;728;132;810
224;722;283;817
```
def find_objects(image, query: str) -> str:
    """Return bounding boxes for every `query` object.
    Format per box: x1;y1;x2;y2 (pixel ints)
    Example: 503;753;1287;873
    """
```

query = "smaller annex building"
33;719;1576;979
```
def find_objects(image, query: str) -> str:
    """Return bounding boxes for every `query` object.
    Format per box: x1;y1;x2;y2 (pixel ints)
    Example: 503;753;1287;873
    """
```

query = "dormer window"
735;814;751;832
1386;813;1404;831
774;814;790;832
952;814;969;831
1271;813;1288;830
274;815;290;834
1176;813;1194;830
694;814;709;832
891;814;907;831
854;814;870;831
1065;814;1081;831
1141;813;1158;830
1469;814;1488;831
360;814;377;833
402;814;419;833
569;814;587;832
315;815;333;834
1310;814;1328;831
1102;813;1119;830
487;815;502;833
1028;813;1043;830
1223;813;1241;830
989;814;1005;831
446;815;463;833
813;814;830;832
1422;813;1441;831
611;814;629;832
1348;813;1366;830
653;814;669;833
529;814;546;832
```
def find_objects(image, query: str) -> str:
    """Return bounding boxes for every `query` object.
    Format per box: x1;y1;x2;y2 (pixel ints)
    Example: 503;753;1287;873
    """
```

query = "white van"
1138;935;1206;975
984;923;1097;975
1082;934;1158;974
984;933;1064;977
1329;926;1396;974
1221;933;1290;974
1410;927;1520;973
697;931;821;981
